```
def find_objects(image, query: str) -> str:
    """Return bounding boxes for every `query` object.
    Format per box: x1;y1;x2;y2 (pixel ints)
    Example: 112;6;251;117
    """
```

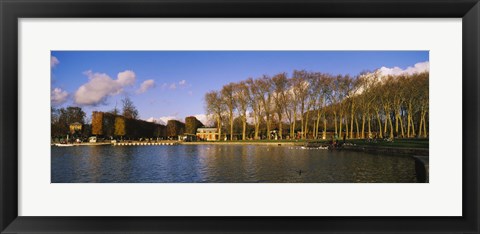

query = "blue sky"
50;51;429;125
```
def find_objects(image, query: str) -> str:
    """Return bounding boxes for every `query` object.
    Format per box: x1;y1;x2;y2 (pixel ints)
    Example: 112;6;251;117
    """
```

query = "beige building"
69;122;82;134
196;128;219;141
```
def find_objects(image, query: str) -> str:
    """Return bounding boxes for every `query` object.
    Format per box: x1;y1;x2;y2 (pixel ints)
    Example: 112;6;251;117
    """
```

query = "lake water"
51;144;417;183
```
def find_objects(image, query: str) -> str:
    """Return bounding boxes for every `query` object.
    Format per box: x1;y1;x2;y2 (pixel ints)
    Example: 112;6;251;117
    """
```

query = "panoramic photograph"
51;51;429;183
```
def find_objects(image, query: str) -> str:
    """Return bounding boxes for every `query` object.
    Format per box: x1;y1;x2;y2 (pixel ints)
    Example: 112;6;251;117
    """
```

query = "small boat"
55;143;74;147
54;134;75;147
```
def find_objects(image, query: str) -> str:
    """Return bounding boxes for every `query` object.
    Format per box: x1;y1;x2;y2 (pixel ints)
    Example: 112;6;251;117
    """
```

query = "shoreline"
52;141;301;146
342;145;429;156
180;141;299;146
52;141;429;155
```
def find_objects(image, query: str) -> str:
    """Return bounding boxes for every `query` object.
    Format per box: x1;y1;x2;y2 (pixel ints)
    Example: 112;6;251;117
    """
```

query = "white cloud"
159;116;179;125
51;56;60;68
160;80;187;90
193;114;210;126
117;70;136;86
74;70;136;106
355;61;430;95
51;88;68;106
147;114;210;126
146;117;159;123
145;116;179;125
378;61;429;76
136;79;155;94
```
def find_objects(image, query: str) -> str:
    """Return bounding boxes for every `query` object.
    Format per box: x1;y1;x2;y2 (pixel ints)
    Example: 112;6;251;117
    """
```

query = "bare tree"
246;78;263;139
347;77;361;139
121;96;138;119
307;72;322;139
221;83;237;141
356;72;376;138
205;91;226;141
286;79;298;139
234;81;250;140
416;72;429;137
291;71;310;139
257;76;274;139
271;73;289;139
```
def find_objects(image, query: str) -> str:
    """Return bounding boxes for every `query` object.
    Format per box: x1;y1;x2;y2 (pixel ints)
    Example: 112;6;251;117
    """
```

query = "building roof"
197;127;217;131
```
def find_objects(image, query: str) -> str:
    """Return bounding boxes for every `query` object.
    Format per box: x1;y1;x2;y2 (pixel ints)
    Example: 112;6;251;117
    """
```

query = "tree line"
51;96;140;139
205;70;429;141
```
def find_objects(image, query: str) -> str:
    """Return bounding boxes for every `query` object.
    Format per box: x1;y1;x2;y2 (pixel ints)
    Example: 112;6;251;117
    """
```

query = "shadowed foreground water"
51;145;417;183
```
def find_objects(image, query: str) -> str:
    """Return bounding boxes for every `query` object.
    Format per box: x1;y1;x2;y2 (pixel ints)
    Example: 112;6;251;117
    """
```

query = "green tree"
51;106;86;138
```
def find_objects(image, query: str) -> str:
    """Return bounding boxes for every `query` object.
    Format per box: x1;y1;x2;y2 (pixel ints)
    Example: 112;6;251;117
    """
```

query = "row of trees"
205;70;429;141
51;97;140;138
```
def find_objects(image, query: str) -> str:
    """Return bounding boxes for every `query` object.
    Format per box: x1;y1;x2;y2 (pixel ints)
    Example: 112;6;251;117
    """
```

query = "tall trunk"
305;111;310;139
395;111;399;136
367;114;371;138
292;110;297;139
422;111;427;137
399;110;405;138
407;115;411;138
266;114;271;140
345;116;349;139
418;110;424;138
217;116;222;141
339;113;343;138
315;110;321;139
255;118;260;140
288;110;294;139
410;115;416;137
421;117;425;137
242;114;246;140
323;112;327;140
229;110;234;141
355;116;360;139
290;123;294;139
253;109;260;140
361;114;366;139
383;110;388;136
333;112;338;137
300;109;305;139
375;110;383;138
407;102;413;138
350;102;355;139
388;113;394;139
278;112;283;140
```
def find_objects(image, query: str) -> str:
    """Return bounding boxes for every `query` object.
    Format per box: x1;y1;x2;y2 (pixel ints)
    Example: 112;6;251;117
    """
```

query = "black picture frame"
1;0;478;233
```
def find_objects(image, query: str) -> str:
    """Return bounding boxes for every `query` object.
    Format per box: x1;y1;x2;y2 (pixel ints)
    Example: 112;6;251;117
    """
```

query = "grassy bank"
181;138;429;149
305;138;429;156
339;138;429;156
347;138;429;149
181;140;301;146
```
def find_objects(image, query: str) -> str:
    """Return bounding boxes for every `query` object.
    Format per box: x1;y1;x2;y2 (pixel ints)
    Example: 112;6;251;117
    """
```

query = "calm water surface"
51;145;417;183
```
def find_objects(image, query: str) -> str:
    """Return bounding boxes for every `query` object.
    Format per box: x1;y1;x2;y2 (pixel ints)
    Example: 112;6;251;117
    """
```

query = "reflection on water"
51;145;416;183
